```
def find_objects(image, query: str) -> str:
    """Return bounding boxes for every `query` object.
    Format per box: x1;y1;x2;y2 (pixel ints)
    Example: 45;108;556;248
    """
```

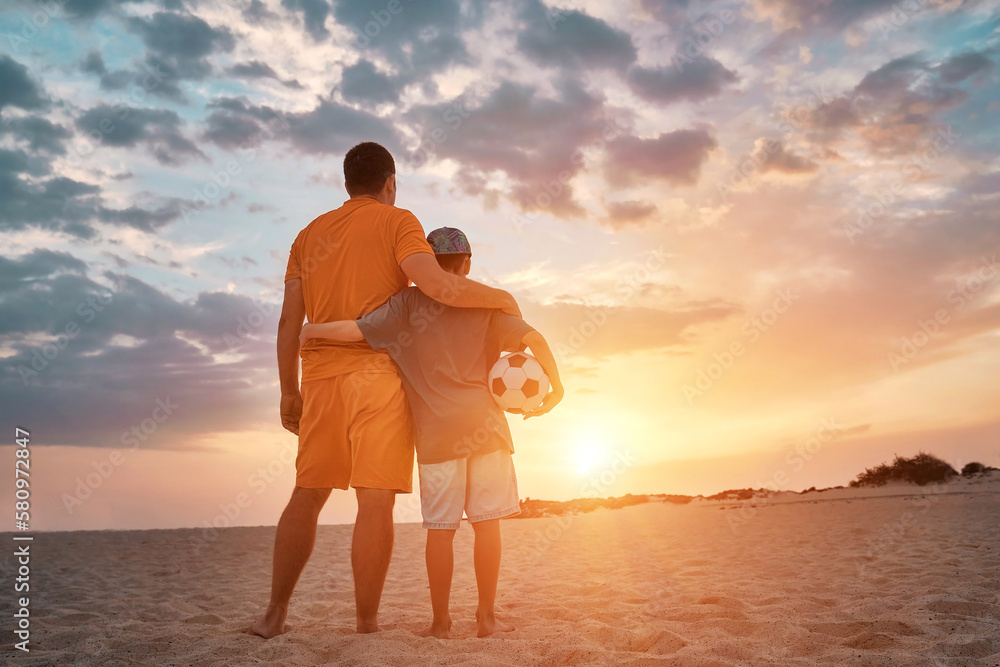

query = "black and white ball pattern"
488;352;550;414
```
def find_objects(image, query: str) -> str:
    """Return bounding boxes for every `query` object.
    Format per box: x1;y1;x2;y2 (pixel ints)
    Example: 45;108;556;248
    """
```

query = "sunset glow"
1;0;998;532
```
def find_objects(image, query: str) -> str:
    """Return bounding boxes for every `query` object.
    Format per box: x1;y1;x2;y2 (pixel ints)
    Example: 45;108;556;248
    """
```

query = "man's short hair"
344;142;395;196
435;253;470;272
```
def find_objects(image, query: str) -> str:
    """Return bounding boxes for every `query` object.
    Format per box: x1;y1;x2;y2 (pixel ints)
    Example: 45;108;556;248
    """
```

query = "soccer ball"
488;352;550;414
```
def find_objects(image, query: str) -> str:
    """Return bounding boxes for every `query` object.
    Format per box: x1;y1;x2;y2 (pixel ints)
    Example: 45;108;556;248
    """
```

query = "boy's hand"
299;323;314;347
523;384;564;419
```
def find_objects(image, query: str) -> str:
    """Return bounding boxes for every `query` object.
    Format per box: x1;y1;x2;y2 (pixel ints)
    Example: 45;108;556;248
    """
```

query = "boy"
299;227;563;638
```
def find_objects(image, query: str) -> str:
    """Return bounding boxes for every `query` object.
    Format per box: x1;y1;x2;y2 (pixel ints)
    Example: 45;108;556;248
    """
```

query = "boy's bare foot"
250;604;290;639
418;617;452;639
356;621;381;634
244;623;291;637
476;610;514;638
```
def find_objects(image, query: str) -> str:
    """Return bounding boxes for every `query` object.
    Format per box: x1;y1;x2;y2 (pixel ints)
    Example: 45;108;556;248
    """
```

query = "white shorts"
419;448;520;530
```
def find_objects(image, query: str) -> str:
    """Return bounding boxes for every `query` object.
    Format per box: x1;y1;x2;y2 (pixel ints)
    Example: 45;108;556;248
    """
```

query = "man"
251;142;520;638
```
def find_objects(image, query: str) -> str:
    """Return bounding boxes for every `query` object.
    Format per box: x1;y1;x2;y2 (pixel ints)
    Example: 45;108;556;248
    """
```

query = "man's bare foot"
250;604;290;639
417;617;452;639
476;610;514;638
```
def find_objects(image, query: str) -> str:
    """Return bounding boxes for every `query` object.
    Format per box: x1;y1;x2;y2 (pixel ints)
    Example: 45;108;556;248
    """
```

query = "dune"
2;473;998;665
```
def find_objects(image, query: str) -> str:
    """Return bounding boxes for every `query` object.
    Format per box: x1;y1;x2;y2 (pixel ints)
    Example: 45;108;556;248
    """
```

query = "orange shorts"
296;370;415;492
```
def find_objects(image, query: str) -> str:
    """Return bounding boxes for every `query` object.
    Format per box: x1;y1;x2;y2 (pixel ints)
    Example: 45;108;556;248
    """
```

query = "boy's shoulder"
380;286;436;320
392;285;424;308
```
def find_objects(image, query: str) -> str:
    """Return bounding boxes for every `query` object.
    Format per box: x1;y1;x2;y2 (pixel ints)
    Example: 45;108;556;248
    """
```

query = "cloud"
605;129;717;187
0;148;102;238
751;0;898;39
128;12;235;75
97;201;190;233
405;79;625;216
331;0;475;79
200;95;399;156
339;60;403;104
0;55;45;111
516;0;637;72
80;50;106;75
0;144;190;238
201;108;267;150
936;51;995;84
244;0;281;23
126;11;235;101
798;52;991;157
0;255;280;448
76;105;206;165
226;61;303;89
758;140;818;174
288;98;401;154
520;297;740;360
0;249;87;292
282;0;331;40
62;0;116;20
627;57;738;104
603;200;659;229
1;116;71;154
640;0;691;24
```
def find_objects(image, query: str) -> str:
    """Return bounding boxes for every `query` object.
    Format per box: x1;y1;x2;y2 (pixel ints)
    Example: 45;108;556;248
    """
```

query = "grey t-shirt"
356;287;534;465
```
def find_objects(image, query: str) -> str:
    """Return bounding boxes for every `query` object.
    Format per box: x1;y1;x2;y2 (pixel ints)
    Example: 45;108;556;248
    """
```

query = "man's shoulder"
381;203;418;224
293;208;338;240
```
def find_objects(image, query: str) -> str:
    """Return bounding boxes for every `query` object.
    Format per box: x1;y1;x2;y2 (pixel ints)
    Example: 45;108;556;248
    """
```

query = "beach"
3;474;999;666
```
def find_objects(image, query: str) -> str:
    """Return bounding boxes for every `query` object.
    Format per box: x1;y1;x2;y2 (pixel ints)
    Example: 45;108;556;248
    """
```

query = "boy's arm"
521;329;564;420
300;320;364;346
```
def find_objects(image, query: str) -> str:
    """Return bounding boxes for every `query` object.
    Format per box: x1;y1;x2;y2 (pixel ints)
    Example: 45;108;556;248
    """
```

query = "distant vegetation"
849;452;959;487
511;454;995;518
961;462;994;476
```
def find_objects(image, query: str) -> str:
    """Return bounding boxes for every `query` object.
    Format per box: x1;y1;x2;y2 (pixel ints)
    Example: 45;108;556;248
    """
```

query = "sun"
574;439;610;475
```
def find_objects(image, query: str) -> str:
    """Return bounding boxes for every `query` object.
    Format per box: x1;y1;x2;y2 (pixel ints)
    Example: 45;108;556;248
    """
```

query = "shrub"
849;452;958;487
961;462;986;476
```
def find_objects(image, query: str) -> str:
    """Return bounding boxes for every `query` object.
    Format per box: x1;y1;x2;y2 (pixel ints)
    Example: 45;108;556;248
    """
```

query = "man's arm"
300;320;364;346
277;278;306;435
400;253;521;318
521;329;564;419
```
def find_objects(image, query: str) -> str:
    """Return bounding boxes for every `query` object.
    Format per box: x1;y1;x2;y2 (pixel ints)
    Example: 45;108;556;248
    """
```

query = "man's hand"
523;383;563;419
280;393;303;435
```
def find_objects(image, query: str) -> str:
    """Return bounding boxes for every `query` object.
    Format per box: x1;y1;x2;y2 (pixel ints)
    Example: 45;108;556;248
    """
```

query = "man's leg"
472;519;514;637
251;486;332;638
352;487;396;633
419;529;456;638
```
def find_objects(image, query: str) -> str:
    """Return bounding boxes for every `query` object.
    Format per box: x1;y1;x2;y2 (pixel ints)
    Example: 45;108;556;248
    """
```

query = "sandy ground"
2;476;999;666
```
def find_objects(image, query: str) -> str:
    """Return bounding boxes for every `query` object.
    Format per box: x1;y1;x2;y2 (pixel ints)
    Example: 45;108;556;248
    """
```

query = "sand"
3;475;999;666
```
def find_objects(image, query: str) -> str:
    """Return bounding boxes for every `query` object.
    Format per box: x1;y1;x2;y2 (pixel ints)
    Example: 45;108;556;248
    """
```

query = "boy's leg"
471;518;513;637
420;529;456;638
466;448;520;638
417;458;465;638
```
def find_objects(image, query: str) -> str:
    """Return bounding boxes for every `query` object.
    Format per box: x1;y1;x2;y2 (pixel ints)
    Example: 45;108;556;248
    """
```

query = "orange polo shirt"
284;196;433;382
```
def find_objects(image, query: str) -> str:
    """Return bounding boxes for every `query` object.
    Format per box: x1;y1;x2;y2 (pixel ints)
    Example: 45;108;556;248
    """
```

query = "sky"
0;0;998;532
